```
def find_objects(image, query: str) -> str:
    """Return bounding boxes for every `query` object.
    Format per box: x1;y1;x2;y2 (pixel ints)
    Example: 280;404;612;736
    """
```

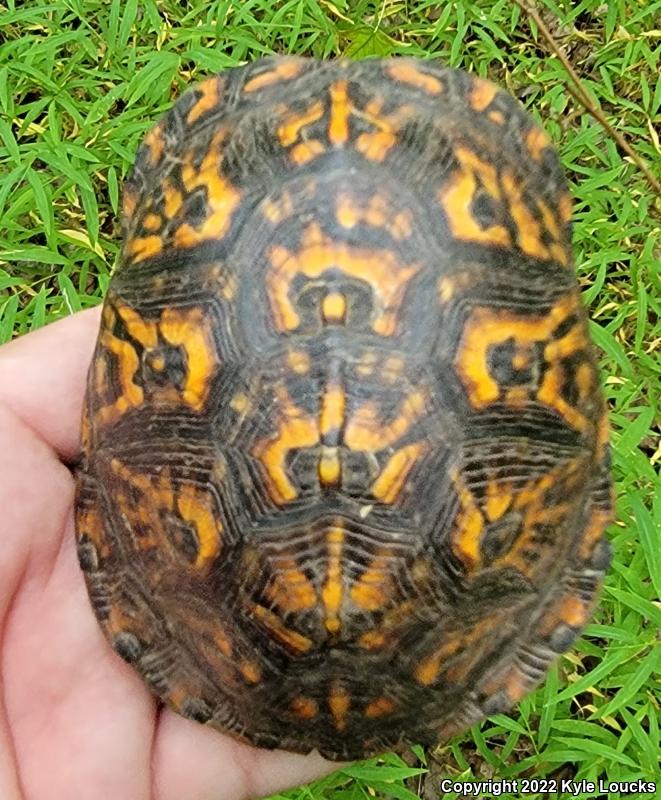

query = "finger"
0;406;73;799
0;307;101;461
0;408;156;799
152;710;339;800
4;514;157;800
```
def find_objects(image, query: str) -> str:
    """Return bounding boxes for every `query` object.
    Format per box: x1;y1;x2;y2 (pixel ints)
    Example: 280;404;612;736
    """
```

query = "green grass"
1;0;659;797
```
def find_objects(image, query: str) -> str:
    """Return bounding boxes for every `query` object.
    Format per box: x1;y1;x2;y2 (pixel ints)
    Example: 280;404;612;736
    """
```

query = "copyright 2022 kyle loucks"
436;778;658;796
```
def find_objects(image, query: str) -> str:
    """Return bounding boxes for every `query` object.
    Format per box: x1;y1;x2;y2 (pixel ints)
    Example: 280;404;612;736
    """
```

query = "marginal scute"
181;697;214;723
548;623;579;653
387;60;444;95
76;535;100;572
481;688;514;717
75;56;612;762
187;75;223;125
469;76;499;112
113;631;143;664
242;58;305;93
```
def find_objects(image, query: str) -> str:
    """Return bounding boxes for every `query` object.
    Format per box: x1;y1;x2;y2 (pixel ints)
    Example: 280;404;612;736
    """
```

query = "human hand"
0;309;334;800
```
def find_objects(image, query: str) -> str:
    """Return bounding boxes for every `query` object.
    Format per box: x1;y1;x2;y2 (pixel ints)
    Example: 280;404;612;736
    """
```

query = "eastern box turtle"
75;56;613;761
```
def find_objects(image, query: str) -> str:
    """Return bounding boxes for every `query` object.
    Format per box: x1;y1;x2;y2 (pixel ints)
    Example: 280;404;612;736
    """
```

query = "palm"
0;310;333;800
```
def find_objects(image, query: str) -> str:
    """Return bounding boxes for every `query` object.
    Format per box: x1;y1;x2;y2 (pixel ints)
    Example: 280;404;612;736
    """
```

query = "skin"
0;308;336;800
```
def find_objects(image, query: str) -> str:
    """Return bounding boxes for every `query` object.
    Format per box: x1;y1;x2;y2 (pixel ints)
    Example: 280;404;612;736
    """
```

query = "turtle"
75;56;613;762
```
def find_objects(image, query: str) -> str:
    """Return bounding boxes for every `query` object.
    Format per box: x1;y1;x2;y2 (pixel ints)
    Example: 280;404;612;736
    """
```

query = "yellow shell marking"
230;392;250;414
143;212;161;232
451;469;486;570
484;481;514;522
595;410;611;460
321;292;347;324
271;79;412;165
507;172;569;265
470;77;498;112
329;80;351;145
350;551;393;611
163;182;184;218
319;447;341;487
181;610;234;670
559;594;590;628
144;122;165;165
356;130;398;162
109;461;223;569
558;192;573;223
499;461;582;578
251;604;314;653
96;303;218;424
122;187;138;219
537;587;593;640
537;199;568;264
322;527;345;634
320;381;345;437
501;171;550;263
357;598;417;651
440;147;570;266
212;627;233;658
354;103;413;163
174;129;241;249
287;349;311;375
103;335;142;410
252;383;319;503
364;697;396;718
105;603;141;641
345;390;426;453
187;76;221;124
359;630;387;650
158;307;217;411
356;351;378;377
76;505;110;558
277;101;324;146
176;483;222;569
243;59;304;93
437;270;480;304
290;696;319;720
525;126;551;161
97;304;150;424
267;222;419;336
439;146;511;248
344;390;427;503
336;191;412;239
414;615;496;687
538;381;590;435
383;356;404;383
455;295;591;432
265;559;317;613
388;61;443;95
125;234;163;262
371;443;425;504
414;638;462;686
239;660;262;684
262;191;294;224
575;363;597;402
579;507;612;559
328;681;351;731
290;140;325;166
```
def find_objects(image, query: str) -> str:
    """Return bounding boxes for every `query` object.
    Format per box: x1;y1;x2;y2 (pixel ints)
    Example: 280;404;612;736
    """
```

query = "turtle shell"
75;56;613;761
